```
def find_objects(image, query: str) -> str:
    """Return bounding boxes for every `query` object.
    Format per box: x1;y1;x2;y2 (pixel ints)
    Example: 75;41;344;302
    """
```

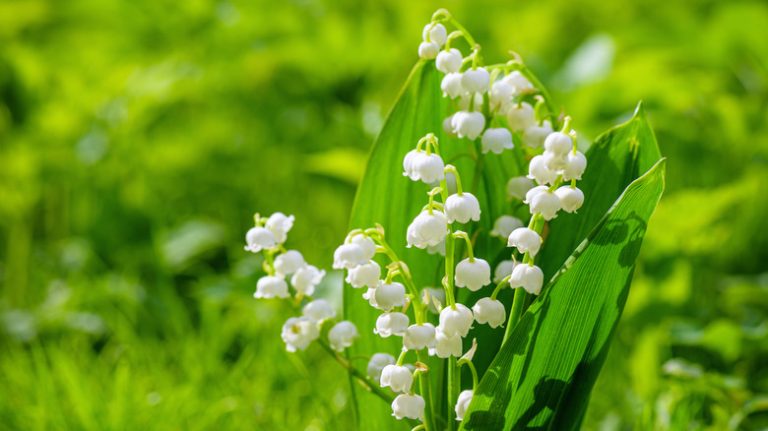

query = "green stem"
447;356;459;431
317;340;394;405
490;275;511;300
416;351;436;431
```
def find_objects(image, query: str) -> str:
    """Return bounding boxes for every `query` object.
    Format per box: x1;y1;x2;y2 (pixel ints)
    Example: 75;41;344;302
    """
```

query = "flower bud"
509;263;544;295
563;151;587;181
455;389;474;421
451;111;485;140
392;394;425;420
461;67;490;94
422;23;447;46
507;176;535;201
291;265;325;296
302;299;336;322
429;327;463;358
418;41;439;59
329;321;358;352
503;71;535;95
380;364;413;393
265;212;294;243
472;298;506;328
254;275;289;299
439;303;474;337
274;250;305;276
507;227;542;256
522;120;553;148
445;192;481;223
404;323;436;350
506;102;536;131
529;189;561;220
367;353;395;381
281;316;319;352
346;260;381;288
493;259;516;284
436;48;463;73
544;131;573;155
441;73;464;98
490;215;523;239
555;186;584;213
480;127;514;154
455;258;491;292
244;227;276;253
407;211;448;249
375;312;410;337
528;155;558;185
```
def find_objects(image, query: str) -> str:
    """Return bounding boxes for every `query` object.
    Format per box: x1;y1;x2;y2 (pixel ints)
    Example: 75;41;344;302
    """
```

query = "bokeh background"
1;0;767;429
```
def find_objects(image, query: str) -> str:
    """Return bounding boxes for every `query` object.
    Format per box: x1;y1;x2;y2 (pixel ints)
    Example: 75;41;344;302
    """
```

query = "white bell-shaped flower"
528;154;558;185
451;111;485;140
407;210;448;249
439;303;474;337
455;389;474;421
529;189;561;220
375;312;410;337
441;73;464;99
506;102;536;131
333;243;368;269
490;79;514;111
265;212;295;243
436;48;463;73
430;327;463;358
365;281;407;311
421;287;446;313
504;71;535;95
555;186;584;213
494;259;517;284
522;120;553;148
403;150;445;184
418;41;439;59
404;323;437;350
443;114;457;136
458;92;484;111
291;265;325;296
445;192;481;223
524;185;549;204
244;227;276;253
351;234;377;260
346;260;381;288
274;250;305;276
426;240;446;256
281;316;320;352
455;257;491;291
480;127;513;154
509;263;544;295
422;23;447;46
562;151;587;181
490;215;524;239
507;176;535;201
543;149;567;171
392;394;425;420
329;321;358;352
254;275;289;299
507;227;543;257
544;131;573;156
367;353;396;381
302;299;336;322
461;67;490;94
473;297;506;328
380;364;413;393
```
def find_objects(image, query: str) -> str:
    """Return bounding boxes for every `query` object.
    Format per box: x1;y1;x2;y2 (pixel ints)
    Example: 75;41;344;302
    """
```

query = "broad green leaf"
460;158;666;430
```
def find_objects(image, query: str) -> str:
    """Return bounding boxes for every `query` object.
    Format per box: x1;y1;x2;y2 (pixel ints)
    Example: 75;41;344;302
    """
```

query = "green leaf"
460;158;666;430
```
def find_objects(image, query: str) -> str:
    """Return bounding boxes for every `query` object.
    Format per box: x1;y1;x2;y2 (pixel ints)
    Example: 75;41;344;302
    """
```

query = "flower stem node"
407;211;449;249
490;215;524;239
367;353;396;381
507;227;543;257
455;258;491;291
328;321;359;352
555;186;585;213
404;323;437;350
392;393;425;421
436;48;463;73
375;312;410;338
445;192;481;223
381;364;414;393
472;298;506;328
450;111;485;140
509;263;544;295
254;275;289;299
480;128;514;154
506;102;536;131
438;303;474;337
455;389;474;421
244;227;276;253
346;260;381;289
281;316;320;352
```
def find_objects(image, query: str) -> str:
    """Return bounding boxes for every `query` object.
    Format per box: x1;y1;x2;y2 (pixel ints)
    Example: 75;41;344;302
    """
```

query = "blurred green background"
1;0;767;429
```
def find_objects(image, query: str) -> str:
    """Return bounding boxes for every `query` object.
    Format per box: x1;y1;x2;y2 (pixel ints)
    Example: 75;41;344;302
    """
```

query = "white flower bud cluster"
246;212;358;354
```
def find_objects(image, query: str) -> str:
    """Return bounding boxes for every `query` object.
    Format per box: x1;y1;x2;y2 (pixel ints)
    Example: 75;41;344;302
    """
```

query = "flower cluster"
246;212;358;353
